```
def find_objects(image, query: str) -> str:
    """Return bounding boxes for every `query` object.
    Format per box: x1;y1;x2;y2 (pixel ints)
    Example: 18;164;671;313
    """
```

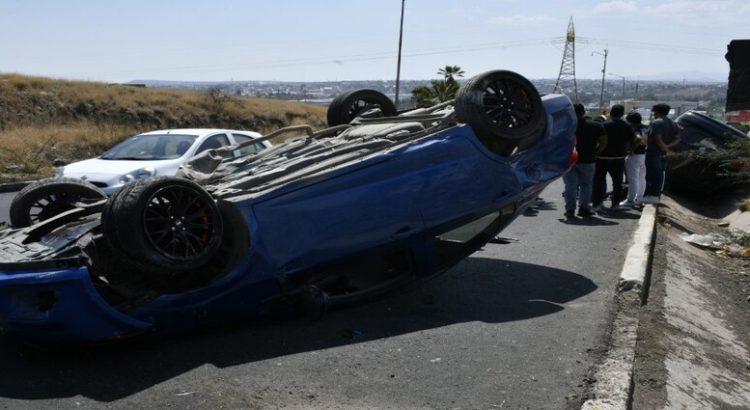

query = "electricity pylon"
553;17;579;102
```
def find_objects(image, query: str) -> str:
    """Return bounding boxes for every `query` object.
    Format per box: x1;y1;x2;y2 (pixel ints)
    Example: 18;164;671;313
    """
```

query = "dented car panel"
0;267;151;341
0;72;576;343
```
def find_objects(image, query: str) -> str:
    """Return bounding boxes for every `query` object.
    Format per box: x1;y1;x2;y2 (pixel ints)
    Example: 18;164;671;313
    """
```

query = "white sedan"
59;128;270;194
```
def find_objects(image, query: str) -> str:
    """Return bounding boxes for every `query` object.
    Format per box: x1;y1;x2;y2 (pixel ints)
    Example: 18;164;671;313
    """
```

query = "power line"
70;37;725;79
579;37;723;56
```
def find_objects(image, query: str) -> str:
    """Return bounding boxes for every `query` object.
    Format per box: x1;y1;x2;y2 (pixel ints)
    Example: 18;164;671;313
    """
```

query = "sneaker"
641;195;660;204
577;207;595;217
564;209;575;218
619;199;637;208
610;203;622;210
592;204;604;212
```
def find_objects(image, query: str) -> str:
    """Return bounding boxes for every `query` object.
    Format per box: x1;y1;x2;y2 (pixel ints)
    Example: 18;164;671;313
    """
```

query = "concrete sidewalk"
583;194;750;409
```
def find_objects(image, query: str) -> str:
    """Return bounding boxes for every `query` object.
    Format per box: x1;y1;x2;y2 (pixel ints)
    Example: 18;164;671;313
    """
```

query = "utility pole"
394;0;406;110
592;48;608;113
553;17;579;101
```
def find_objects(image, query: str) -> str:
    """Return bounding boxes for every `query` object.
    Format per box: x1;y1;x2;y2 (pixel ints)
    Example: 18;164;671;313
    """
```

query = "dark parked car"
0;70;577;343
674;110;748;152
666;110;749;197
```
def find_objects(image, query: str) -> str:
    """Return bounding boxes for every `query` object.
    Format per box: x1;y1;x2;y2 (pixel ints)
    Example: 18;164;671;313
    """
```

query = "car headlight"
119;167;156;184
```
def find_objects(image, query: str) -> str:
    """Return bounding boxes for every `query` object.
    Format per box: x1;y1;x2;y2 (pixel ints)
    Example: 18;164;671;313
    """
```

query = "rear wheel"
327;89;397;126
9;177;107;227
103;177;223;273
455;70;547;156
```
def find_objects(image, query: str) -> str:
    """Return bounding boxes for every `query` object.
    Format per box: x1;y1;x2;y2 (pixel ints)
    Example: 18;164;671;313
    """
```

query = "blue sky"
0;0;746;82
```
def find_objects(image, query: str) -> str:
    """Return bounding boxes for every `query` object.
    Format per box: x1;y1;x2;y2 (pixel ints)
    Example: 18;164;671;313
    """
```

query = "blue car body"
0;93;576;343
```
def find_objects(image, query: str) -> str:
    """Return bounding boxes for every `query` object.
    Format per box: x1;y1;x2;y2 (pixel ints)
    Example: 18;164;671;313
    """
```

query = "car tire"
455;70;547;156
102;176;223;273
327;89;397;126
9;177;107;227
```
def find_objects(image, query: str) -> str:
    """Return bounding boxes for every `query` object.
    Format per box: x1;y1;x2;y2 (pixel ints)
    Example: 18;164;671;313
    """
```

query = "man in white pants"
620;111;648;207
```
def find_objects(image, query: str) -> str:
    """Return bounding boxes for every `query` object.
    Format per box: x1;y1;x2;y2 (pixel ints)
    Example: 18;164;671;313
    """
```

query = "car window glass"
232;133;266;156
165;136;197;158
196;134;232;158
101;134;197;160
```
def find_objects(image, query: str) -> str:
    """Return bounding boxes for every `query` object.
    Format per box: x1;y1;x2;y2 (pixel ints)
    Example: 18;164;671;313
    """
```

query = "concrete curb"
617;205;656;293
581;204;657;410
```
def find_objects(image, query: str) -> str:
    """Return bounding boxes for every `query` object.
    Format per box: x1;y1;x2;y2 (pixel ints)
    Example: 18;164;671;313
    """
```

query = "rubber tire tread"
102;177;223;273
454;70;547;155
9;177;106;227
326;89;397;126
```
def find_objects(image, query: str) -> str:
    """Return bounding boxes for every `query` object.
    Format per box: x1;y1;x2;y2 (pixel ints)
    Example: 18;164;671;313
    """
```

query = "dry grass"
0;74;327;181
0;122;131;179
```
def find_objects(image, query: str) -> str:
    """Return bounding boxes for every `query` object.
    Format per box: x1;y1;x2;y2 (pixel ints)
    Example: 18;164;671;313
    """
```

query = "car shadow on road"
0;258;596;403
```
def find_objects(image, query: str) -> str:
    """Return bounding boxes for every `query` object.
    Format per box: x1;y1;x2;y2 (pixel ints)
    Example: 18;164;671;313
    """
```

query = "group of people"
563;103;682;218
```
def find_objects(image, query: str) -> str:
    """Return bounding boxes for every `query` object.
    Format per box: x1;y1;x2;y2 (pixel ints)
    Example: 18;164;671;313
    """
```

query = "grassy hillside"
0;74;327;181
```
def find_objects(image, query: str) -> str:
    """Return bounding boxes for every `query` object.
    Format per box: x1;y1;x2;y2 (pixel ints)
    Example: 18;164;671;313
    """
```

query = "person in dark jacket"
642;103;681;204
563;104;607;218
592;104;635;210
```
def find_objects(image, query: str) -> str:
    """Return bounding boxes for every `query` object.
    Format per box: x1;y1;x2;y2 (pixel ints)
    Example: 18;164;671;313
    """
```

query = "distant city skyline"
0;0;745;83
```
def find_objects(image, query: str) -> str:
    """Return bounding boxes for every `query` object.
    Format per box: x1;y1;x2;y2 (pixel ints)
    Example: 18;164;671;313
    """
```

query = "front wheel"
102;177;223;273
9;177;107;227
455;70;547;156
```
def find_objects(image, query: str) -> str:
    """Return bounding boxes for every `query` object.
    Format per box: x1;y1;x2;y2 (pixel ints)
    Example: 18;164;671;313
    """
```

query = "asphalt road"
0;179;642;409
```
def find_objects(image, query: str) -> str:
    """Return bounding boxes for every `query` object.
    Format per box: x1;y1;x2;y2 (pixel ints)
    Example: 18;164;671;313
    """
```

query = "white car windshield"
101;134;198;160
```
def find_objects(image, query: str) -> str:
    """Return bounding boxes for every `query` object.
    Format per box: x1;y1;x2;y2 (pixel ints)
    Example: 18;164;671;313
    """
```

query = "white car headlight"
119;167;156;184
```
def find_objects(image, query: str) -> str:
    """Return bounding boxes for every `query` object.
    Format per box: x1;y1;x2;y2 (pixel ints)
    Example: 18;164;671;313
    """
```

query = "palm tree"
412;65;465;108
411;85;436;108
411;81;460;108
430;80;459;102
437;65;465;84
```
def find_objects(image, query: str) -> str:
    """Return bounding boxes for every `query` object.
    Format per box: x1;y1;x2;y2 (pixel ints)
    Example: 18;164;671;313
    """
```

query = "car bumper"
0;266;150;343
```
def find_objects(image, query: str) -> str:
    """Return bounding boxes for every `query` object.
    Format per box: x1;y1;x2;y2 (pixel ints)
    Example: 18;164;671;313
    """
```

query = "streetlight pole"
592;48;608;113
394;0;406;110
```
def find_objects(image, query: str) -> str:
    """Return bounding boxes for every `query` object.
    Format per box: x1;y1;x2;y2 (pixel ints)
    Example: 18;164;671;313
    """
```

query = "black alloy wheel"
455;70;547;155
104;177;223;272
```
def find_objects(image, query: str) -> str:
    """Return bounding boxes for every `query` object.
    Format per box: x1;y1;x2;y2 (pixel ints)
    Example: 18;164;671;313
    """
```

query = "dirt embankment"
0;74;327;181
633;196;750;409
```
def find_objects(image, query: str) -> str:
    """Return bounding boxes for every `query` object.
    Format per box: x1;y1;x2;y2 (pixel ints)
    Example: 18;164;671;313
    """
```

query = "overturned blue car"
0;70;576;343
